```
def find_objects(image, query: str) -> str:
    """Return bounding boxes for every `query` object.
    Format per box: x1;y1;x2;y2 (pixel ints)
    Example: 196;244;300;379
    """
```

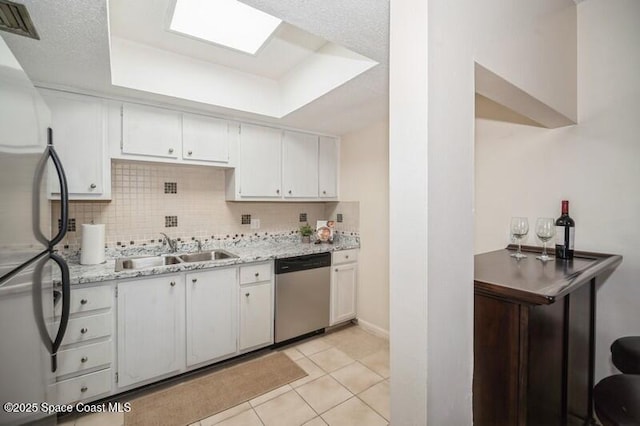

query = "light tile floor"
58;324;390;426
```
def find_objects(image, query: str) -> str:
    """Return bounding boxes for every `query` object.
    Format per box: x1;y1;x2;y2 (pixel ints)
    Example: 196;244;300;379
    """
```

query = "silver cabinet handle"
187;150;193;156
288;190;292;195
276;189;280;194
81;356;88;363
192;278;197;283
80;328;88;334
90;183;96;189
80;299;88;305
170;281;176;287
168;148;174;154
245;293;250;297
81;386;88;393
323;190;327;195
345;255;349;259
335;268;338;272
254;272;259;278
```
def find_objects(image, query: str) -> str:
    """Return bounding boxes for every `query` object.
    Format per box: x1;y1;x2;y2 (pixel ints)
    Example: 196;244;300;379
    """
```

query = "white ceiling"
109;0;328;80
1;0;389;136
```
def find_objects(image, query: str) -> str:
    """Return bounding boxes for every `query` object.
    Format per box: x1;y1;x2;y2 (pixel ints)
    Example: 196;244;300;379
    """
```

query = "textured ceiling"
1;0;389;135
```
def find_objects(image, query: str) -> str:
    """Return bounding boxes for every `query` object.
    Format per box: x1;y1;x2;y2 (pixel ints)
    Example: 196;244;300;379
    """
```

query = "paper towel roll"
80;224;105;265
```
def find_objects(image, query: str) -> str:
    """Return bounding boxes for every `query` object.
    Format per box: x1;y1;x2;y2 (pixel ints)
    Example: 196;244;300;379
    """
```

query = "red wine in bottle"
555;200;575;259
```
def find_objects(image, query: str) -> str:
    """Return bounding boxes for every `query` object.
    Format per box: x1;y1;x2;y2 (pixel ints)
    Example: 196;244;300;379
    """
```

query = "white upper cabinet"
282;131;318;198
237;124;282;198
226;126;340;202
182;113;235;164
40;89;110;200
121;103;181;159
318;136;338;199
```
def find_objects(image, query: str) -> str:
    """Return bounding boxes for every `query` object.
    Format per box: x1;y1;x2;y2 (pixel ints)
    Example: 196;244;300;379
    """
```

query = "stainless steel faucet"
196;239;202;253
160;233;177;253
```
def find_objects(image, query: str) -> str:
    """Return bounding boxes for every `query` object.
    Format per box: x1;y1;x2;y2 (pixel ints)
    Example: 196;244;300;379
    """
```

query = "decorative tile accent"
337;213;343;223
164;182;177;194
58;218;76;232
299;213;307;222
241;214;251;225
165;216;178;228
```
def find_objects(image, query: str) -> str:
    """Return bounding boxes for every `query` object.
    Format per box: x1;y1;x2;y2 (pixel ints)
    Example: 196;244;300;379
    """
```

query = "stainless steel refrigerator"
0;35;71;425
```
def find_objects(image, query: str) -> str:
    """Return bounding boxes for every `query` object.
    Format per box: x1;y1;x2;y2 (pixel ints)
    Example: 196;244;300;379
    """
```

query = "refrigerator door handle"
47;128;69;248
49;252;70;362
32;252;70;373
32;128;69;248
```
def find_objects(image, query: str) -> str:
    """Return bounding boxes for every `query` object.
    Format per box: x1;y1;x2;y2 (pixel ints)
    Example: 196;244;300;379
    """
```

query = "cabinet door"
319;136;338;198
117;275;185;388
282;131;318;198
182;114;232;163
40;90;106;197
331;263;357;325
239;124;282;198
239;282;273;351
186;268;237;367
122;103;181;159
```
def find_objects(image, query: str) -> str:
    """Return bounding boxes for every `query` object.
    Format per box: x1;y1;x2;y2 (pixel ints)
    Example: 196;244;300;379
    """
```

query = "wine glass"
535;217;556;261
510;217;529;259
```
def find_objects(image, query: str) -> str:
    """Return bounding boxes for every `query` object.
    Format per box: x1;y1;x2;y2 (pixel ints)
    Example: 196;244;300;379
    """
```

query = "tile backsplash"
53;160;359;250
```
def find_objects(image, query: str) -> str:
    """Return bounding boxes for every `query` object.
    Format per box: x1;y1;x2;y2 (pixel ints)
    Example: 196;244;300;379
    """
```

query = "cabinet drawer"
57;341;111;377
240;263;272;285
333;249;358;265
61;313;112;346
56;369;111;404
56;286;111;316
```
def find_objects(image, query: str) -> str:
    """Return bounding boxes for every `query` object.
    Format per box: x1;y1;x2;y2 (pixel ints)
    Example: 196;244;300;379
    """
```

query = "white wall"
475;0;640;382
340;120;389;336
389;0;576;424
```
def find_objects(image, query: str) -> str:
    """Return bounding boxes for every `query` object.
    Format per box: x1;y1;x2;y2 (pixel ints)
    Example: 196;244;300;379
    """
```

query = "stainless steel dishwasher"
274;252;331;343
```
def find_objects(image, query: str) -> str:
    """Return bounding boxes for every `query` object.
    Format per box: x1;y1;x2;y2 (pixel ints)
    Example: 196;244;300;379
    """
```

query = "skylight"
169;0;282;55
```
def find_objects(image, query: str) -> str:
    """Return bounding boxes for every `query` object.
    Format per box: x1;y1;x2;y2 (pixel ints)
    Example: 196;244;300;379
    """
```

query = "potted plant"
299;223;314;243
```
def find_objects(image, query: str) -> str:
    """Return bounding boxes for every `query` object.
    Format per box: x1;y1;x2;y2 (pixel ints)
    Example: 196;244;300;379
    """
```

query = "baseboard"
355;318;389;339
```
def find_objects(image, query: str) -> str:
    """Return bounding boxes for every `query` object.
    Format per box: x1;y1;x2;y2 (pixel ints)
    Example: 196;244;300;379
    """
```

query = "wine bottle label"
555;226;564;246
555;226;575;249
568;227;575;249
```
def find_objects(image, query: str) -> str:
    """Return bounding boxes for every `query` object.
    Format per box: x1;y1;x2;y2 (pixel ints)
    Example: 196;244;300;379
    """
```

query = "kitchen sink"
115;255;183;272
179;250;238;263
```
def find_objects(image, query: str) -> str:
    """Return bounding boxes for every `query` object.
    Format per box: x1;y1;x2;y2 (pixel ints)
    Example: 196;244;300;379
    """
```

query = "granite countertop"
62;234;360;285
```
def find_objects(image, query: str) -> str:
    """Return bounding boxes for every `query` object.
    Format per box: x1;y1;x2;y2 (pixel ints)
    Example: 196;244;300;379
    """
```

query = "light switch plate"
250;219;260;229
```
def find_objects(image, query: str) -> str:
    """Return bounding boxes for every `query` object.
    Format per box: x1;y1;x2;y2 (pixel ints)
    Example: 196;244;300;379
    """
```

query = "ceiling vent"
0;0;39;39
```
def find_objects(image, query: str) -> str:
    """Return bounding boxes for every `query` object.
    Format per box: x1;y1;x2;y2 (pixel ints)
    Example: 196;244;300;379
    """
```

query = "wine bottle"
555;200;575;260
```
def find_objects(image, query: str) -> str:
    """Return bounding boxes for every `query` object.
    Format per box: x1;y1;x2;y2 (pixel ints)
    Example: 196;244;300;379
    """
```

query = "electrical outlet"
250;219;260;229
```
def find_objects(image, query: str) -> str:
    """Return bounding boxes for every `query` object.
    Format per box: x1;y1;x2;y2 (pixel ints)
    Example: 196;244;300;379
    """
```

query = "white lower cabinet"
55;369;112;405
330;250;358;325
117;275;185;388
186;268;238;367
239;281;273;352
52;284;114;405
114;261;273;392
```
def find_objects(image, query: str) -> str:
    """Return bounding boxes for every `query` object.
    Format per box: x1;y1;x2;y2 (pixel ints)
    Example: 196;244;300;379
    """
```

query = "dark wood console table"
473;246;622;426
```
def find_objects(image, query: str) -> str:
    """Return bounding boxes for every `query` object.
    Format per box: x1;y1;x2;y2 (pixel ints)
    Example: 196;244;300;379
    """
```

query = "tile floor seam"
320;395;389;426
354;394;389;422
294;375;355;416
291;383;323;418
252;407;266;426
